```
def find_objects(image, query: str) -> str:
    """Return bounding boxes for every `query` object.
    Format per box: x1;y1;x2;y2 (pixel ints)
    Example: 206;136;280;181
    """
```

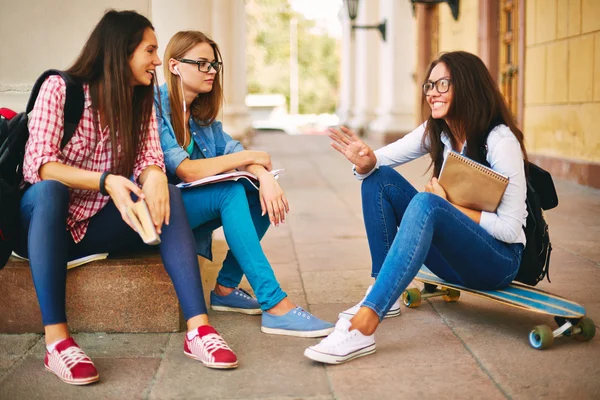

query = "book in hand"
176;168;285;190
11;252;109;270
438;151;509;213
126;200;161;245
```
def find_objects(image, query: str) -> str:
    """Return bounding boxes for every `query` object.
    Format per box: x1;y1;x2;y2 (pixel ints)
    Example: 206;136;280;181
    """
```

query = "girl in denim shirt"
155;31;333;337
305;51;528;364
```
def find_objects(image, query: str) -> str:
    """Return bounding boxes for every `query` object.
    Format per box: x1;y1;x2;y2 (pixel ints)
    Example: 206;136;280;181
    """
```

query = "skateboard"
402;267;596;350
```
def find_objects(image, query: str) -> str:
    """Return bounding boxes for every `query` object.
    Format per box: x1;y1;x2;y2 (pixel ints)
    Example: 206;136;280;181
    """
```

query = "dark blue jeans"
16;180;207;326
361;167;523;320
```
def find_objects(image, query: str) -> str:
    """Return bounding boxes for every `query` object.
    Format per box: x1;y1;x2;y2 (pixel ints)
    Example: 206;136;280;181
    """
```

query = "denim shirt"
154;84;244;259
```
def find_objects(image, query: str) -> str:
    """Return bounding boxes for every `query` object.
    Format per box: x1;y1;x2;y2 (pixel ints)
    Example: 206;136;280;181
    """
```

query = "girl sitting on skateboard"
304;51;528;364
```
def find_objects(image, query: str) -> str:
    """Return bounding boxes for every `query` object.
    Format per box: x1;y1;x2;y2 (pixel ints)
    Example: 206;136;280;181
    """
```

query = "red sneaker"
184;326;238;369
44;337;99;385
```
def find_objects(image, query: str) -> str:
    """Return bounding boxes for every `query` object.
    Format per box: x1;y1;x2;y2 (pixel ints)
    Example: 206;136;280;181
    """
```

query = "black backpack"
0;70;84;268
515;163;558;285
480;143;559;286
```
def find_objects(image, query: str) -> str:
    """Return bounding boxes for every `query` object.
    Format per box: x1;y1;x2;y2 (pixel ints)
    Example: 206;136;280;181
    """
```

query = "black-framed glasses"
422;78;452;95
178;59;222;73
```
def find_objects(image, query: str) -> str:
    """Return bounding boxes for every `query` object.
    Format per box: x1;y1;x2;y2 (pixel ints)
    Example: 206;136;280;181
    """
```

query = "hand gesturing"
328;126;377;174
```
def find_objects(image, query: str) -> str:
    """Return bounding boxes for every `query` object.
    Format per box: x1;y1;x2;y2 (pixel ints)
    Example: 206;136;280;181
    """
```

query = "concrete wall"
0;0;151;111
524;0;600;163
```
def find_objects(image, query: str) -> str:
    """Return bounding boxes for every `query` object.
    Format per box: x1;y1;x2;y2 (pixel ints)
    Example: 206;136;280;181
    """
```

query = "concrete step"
0;252;184;334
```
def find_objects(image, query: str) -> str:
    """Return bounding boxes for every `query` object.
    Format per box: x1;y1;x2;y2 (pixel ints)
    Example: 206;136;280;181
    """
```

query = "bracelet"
99;171;111;196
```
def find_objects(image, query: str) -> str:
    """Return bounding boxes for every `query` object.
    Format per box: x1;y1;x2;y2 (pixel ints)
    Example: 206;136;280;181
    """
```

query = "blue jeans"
16;180;208;326
181;181;287;310
361;167;523;320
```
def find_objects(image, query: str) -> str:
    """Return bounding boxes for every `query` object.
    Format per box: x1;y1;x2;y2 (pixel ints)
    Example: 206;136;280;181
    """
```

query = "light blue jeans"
181;181;287;310
361;167;523;320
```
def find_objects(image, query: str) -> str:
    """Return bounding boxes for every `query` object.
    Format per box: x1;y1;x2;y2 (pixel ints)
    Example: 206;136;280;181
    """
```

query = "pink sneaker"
184;326;238;369
44;338;99;385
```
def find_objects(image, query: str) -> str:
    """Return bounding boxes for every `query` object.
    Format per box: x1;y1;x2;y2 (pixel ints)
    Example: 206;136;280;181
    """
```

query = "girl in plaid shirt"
16;10;237;386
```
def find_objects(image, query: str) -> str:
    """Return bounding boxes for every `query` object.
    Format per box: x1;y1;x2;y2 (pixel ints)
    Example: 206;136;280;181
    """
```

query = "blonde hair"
163;31;223;147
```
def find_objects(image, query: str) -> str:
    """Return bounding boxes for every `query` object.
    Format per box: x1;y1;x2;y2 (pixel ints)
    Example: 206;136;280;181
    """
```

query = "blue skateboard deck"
413;267;585;318
403;267;595;350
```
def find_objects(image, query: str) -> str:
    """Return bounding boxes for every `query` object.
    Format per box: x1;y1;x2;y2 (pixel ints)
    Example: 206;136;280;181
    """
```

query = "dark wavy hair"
66;9;156;176
421;51;528;177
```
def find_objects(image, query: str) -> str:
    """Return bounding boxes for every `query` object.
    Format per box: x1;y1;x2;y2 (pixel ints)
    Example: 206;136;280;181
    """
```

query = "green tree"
246;0;340;114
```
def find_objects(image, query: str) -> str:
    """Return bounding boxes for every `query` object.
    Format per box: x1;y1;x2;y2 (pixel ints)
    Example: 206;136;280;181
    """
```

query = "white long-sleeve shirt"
354;123;527;245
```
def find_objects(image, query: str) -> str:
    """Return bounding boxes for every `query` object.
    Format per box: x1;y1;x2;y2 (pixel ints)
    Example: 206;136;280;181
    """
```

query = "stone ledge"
0;253;182;334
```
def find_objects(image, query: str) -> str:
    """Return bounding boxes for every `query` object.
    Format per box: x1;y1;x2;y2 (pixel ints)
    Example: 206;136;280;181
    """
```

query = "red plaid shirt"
23;75;165;243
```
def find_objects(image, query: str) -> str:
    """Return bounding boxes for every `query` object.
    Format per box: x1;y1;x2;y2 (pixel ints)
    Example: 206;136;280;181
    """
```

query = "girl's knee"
409;192;445;211
29;180;70;205
220;181;246;201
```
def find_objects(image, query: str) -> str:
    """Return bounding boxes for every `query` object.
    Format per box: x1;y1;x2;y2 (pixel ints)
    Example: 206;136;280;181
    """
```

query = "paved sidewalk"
1;132;599;399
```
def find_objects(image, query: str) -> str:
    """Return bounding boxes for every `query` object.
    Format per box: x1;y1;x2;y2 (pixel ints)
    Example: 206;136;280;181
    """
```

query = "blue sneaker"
261;307;335;338
210;288;262;315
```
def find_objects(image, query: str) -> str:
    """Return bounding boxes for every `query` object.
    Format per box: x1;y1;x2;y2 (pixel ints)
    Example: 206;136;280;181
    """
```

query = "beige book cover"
438;151;509;212
126;200;161;245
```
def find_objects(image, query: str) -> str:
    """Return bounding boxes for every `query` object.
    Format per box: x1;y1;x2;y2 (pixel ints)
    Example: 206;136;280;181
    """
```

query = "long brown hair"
421;51;528;177
66;9;155;177
163;31;224;147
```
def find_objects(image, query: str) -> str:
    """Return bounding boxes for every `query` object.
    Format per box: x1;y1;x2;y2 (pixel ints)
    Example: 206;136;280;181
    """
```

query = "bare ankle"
266;297;295;315
214;284;234;296
44;323;70;346
349;307;380;336
187;314;210;331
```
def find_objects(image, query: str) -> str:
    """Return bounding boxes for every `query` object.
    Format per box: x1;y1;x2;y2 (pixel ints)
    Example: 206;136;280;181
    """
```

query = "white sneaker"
304;318;376;365
338;285;401;320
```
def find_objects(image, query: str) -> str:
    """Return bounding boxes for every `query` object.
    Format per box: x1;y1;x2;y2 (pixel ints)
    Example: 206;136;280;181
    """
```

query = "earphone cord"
178;69;188;147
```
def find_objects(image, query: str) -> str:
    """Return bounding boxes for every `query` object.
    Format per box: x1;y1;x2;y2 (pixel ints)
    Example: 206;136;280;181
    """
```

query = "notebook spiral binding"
448;151;509;184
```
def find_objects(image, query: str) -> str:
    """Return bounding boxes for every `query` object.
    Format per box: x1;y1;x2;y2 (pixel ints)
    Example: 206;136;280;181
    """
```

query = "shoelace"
292;307;312;320
201;333;233;354
236;288;253;300
59;346;93;369
319;323;352;347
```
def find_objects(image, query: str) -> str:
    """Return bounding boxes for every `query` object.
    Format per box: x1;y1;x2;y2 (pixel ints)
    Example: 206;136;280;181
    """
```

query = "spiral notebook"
438;151;509;212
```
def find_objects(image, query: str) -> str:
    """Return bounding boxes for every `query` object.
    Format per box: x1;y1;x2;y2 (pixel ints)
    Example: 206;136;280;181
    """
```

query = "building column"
151;0;212;84
151;0;250;142
348;0;380;136
336;9;355;126
368;0;417;143
211;0;252;142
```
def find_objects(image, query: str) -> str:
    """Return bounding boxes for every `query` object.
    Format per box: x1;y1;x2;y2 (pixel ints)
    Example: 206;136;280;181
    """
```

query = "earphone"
174;65;187;113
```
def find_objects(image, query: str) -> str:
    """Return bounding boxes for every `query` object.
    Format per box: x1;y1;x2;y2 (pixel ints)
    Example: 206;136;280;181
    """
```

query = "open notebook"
177;169;285;190
438;151;509;212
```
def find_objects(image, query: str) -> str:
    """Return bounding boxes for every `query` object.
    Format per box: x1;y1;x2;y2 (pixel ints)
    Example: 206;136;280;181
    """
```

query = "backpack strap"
25;70;84;149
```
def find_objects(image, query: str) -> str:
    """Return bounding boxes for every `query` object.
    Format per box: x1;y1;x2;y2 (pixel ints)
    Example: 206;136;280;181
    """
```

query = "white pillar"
336;9;355;126
211;0;252;141
368;0;416;143
151;0;213;85
348;0;380;136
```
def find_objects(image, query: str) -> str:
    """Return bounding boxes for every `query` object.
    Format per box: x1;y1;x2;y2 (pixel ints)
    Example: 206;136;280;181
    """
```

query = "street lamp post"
344;0;387;42
410;0;460;21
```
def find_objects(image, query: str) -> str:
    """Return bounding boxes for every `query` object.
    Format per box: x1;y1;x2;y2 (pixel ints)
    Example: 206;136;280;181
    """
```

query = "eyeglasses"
177;59;222;73
422;78;452;95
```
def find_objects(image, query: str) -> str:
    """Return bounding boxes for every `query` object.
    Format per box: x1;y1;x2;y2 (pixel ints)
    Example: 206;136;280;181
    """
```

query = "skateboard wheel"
442;288;460;302
529;325;554;350
402;288;422;308
573;317;596;342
